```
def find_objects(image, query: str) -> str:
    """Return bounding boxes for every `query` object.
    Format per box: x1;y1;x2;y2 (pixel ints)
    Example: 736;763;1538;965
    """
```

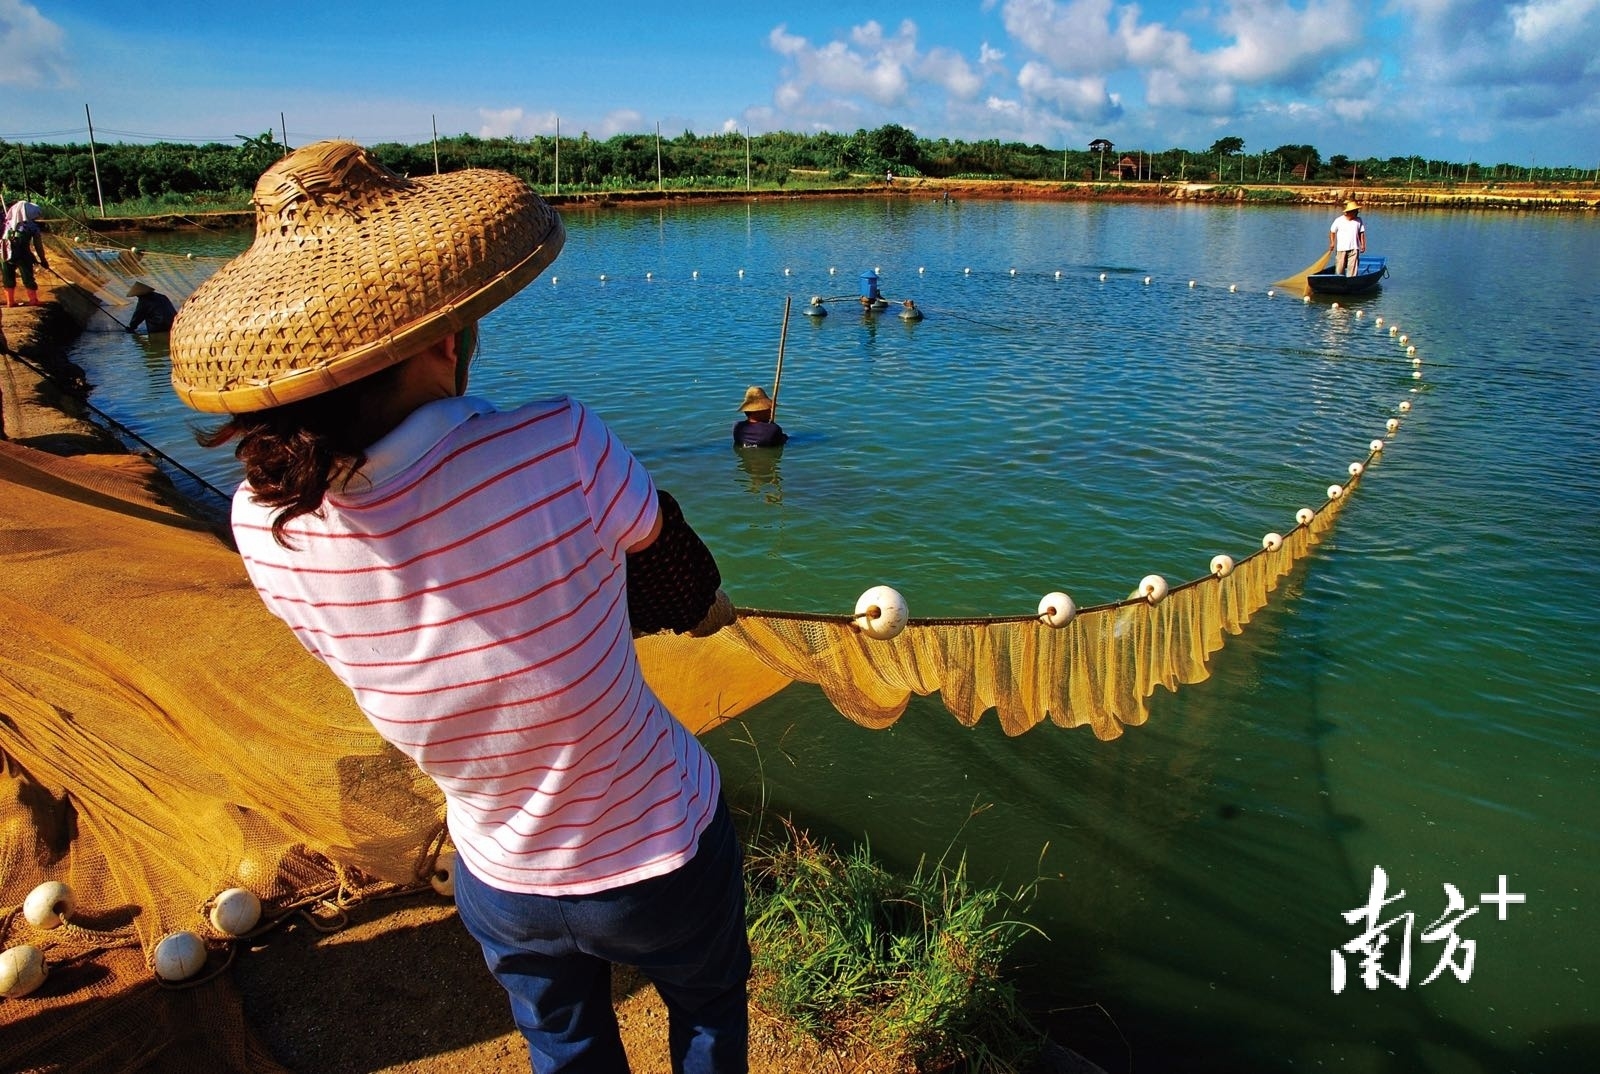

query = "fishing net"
40;233;230;332
1;238;1371;1071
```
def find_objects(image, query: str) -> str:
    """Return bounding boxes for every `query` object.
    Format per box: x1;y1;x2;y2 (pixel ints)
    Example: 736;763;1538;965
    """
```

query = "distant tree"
867;124;921;171
1208;136;1245;158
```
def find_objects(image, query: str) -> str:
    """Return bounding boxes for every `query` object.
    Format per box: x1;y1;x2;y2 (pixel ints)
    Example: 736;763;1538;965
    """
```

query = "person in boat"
169;140;749;1074
125;281;178;333
733;385;787;448
1329;200;1366;277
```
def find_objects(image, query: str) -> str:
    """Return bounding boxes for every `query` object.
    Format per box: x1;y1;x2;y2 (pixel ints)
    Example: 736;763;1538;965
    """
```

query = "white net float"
1296;507;1316;526
854;586;909;640
1370;439;1384;453
1386;417;1400;432
1262;532;1283;552
1037;592;1076;628
1228;284;1236;292
1138;575;1169;604
1099;273;1106;281
1399;400;1412;412
1210;554;1234;578
1331;301;1340;310
1303;293;1311;303
1349;461;1365;477
1412;370;1423;379
1390;325;1400;335
431;849;458;897
1399;333;1409;344
1375;316;1385;326
1267;289;1275;297
0;944;47;998
1406;345;1416;356
1143;276;1151;285
23;880;74;930
1327;484;1345;500
209;887;262;936
153;931;208;982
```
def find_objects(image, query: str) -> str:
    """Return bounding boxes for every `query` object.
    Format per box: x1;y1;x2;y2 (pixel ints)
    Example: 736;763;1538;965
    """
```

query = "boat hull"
1307;255;1387;295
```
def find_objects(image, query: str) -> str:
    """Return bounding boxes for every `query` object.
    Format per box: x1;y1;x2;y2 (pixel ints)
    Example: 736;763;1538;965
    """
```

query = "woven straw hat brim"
169;141;564;414
739;386;775;412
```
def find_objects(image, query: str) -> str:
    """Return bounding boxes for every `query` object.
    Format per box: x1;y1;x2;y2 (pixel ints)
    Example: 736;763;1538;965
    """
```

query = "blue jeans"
452;795;751;1073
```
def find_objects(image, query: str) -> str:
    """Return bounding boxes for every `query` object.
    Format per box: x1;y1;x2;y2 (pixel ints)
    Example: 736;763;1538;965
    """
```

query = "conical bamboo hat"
170;140;563;414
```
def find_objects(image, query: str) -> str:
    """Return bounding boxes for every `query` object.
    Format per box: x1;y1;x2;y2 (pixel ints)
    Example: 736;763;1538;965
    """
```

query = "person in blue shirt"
732;385;787;448
126;281;178;333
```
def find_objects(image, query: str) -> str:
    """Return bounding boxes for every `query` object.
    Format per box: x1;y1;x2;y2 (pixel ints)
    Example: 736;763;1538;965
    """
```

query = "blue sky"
5;0;1596;167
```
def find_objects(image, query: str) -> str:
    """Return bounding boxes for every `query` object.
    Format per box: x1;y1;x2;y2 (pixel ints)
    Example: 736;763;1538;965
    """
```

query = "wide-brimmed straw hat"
127;281;154;297
738;385;776;413
169;140;564;414
1344;200;1360;212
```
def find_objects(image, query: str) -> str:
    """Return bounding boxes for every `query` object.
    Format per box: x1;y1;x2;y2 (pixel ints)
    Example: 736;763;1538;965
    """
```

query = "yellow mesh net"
41;234;230;331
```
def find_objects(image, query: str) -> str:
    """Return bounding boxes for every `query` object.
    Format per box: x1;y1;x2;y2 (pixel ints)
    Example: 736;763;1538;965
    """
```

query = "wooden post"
85;104;105;217
770;296;792;421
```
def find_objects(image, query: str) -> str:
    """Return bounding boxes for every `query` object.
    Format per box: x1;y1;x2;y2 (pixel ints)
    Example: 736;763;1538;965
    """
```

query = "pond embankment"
0;278;122;453
56;176;1599;237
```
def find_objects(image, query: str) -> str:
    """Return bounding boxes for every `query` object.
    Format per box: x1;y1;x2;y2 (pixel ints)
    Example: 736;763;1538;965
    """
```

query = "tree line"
1;126;1589;217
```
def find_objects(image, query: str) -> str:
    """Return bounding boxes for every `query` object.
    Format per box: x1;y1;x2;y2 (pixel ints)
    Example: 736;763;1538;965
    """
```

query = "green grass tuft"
745;815;1047;1072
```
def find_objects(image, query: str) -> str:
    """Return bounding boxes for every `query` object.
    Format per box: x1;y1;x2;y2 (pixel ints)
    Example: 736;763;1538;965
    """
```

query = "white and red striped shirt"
233;394;719;896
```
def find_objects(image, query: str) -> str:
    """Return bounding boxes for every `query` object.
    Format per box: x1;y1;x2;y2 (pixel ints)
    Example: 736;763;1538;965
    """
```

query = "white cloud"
1017;60;1122;122
918;46;984;99
596;109;644;139
1509;0;1600;46
477;107;559;138
0;0;69;88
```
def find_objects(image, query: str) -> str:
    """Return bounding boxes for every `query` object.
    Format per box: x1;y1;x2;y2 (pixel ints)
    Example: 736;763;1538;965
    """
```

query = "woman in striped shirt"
170;141;748;1074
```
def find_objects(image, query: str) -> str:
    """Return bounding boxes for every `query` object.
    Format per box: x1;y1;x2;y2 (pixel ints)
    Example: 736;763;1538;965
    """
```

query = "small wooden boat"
1307;255;1388;295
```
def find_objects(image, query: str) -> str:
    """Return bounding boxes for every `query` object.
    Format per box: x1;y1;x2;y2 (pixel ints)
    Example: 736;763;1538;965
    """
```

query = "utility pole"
655;122;662;191
431;115;440;175
554;117;560;196
85;104;105;217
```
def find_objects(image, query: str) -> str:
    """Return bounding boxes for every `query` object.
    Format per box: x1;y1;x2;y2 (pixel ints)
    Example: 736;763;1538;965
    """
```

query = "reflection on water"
62;201;1600;1072
733;444;784;505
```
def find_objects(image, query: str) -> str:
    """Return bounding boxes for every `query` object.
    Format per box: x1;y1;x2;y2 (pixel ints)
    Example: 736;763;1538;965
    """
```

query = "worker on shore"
2;201;49;307
733;385;787;448
168;140;750;1074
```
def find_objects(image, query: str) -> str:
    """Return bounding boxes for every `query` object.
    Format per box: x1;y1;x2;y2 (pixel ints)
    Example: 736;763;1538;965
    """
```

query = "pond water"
66;197;1599;1072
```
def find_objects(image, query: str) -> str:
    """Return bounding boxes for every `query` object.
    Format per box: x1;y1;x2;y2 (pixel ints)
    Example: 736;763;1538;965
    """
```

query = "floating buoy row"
830;301;1428;640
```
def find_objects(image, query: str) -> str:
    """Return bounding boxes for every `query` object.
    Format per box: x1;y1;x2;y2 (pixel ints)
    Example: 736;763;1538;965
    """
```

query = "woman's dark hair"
198;326;475;547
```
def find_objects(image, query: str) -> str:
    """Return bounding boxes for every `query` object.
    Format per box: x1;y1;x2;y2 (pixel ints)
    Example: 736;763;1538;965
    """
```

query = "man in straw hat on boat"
1329;199;1366;277
170;141;747;1073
